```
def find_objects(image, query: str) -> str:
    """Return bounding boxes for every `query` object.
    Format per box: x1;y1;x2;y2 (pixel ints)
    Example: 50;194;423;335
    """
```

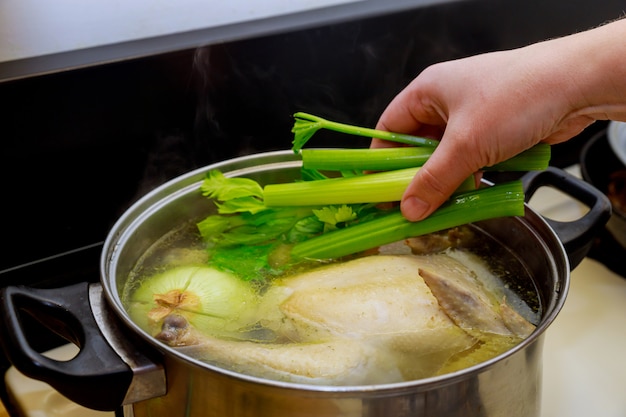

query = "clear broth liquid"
122;221;541;384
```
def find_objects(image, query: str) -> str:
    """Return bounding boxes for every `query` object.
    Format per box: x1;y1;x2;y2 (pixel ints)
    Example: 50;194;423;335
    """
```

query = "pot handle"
522;166;612;269
0;282;166;411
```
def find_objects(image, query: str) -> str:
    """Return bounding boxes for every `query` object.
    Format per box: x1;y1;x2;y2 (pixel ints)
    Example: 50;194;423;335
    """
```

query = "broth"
122;221;541;385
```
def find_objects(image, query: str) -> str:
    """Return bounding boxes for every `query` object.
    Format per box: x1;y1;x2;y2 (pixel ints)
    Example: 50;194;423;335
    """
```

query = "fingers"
400;134;479;221
370;66;486;221
375;83;426;134
371;101;421;149
372;78;446;149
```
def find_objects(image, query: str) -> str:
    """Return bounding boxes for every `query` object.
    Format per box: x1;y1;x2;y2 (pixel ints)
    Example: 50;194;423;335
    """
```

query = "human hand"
374;19;626;221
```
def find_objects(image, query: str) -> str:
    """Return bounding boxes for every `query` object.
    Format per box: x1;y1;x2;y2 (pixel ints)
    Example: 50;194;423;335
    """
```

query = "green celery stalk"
485;144;551;171
302;148;432;171
263;167;475;207
290;181;525;260
301;144;551;172
292;112;439;152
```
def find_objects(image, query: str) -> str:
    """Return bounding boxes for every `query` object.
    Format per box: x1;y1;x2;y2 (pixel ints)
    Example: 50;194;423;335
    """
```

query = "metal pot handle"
522;166;612;269
0;282;165;411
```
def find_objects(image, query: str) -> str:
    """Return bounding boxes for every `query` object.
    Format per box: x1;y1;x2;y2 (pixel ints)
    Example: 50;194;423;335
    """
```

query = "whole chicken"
151;253;536;385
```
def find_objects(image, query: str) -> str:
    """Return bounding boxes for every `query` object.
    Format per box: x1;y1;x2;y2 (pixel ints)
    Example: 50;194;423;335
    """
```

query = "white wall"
0;0;363;62
0;0;456;82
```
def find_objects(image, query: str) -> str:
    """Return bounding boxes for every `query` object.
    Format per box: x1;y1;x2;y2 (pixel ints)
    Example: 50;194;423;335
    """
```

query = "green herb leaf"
209;243;283;281
201;170;266;214
312;205;358;232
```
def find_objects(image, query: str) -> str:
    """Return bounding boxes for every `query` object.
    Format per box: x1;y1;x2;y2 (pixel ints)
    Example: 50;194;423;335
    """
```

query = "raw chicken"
176;329;404;385
156;253;536;385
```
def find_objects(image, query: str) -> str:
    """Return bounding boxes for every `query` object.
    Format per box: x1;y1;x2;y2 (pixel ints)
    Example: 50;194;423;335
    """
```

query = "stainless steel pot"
0;151;611;417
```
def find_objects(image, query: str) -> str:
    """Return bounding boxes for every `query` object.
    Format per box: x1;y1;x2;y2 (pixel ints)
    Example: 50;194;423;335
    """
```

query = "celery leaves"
200;170;266;214
197;169;387;280
312;205;358;232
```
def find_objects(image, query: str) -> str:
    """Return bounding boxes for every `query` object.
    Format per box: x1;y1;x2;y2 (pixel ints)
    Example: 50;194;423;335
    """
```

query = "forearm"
539;18;626;123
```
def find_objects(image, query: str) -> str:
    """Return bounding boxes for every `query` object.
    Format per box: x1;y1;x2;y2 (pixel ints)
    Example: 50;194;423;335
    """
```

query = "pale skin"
373;18;626;221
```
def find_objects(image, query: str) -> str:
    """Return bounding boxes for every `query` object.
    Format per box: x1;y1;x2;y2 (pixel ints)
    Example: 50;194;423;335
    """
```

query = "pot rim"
100;150;570;393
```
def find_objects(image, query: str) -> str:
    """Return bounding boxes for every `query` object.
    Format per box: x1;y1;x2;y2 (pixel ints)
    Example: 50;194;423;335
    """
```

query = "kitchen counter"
542;257;626;416
0;399;8;417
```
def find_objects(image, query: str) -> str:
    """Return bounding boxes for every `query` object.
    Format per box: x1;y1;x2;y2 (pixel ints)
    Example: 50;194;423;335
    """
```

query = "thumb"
400;140;478;221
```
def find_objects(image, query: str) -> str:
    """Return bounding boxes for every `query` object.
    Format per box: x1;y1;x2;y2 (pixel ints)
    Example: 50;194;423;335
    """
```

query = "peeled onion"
127;265;259;337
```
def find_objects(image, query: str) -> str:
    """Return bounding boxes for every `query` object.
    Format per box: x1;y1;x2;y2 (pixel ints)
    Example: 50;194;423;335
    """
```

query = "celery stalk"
290;181;525;260
292;112;439;152
263;167;475;207
302;148;432;171
485;144;551;171
301;144;551;172
194;110;548;279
